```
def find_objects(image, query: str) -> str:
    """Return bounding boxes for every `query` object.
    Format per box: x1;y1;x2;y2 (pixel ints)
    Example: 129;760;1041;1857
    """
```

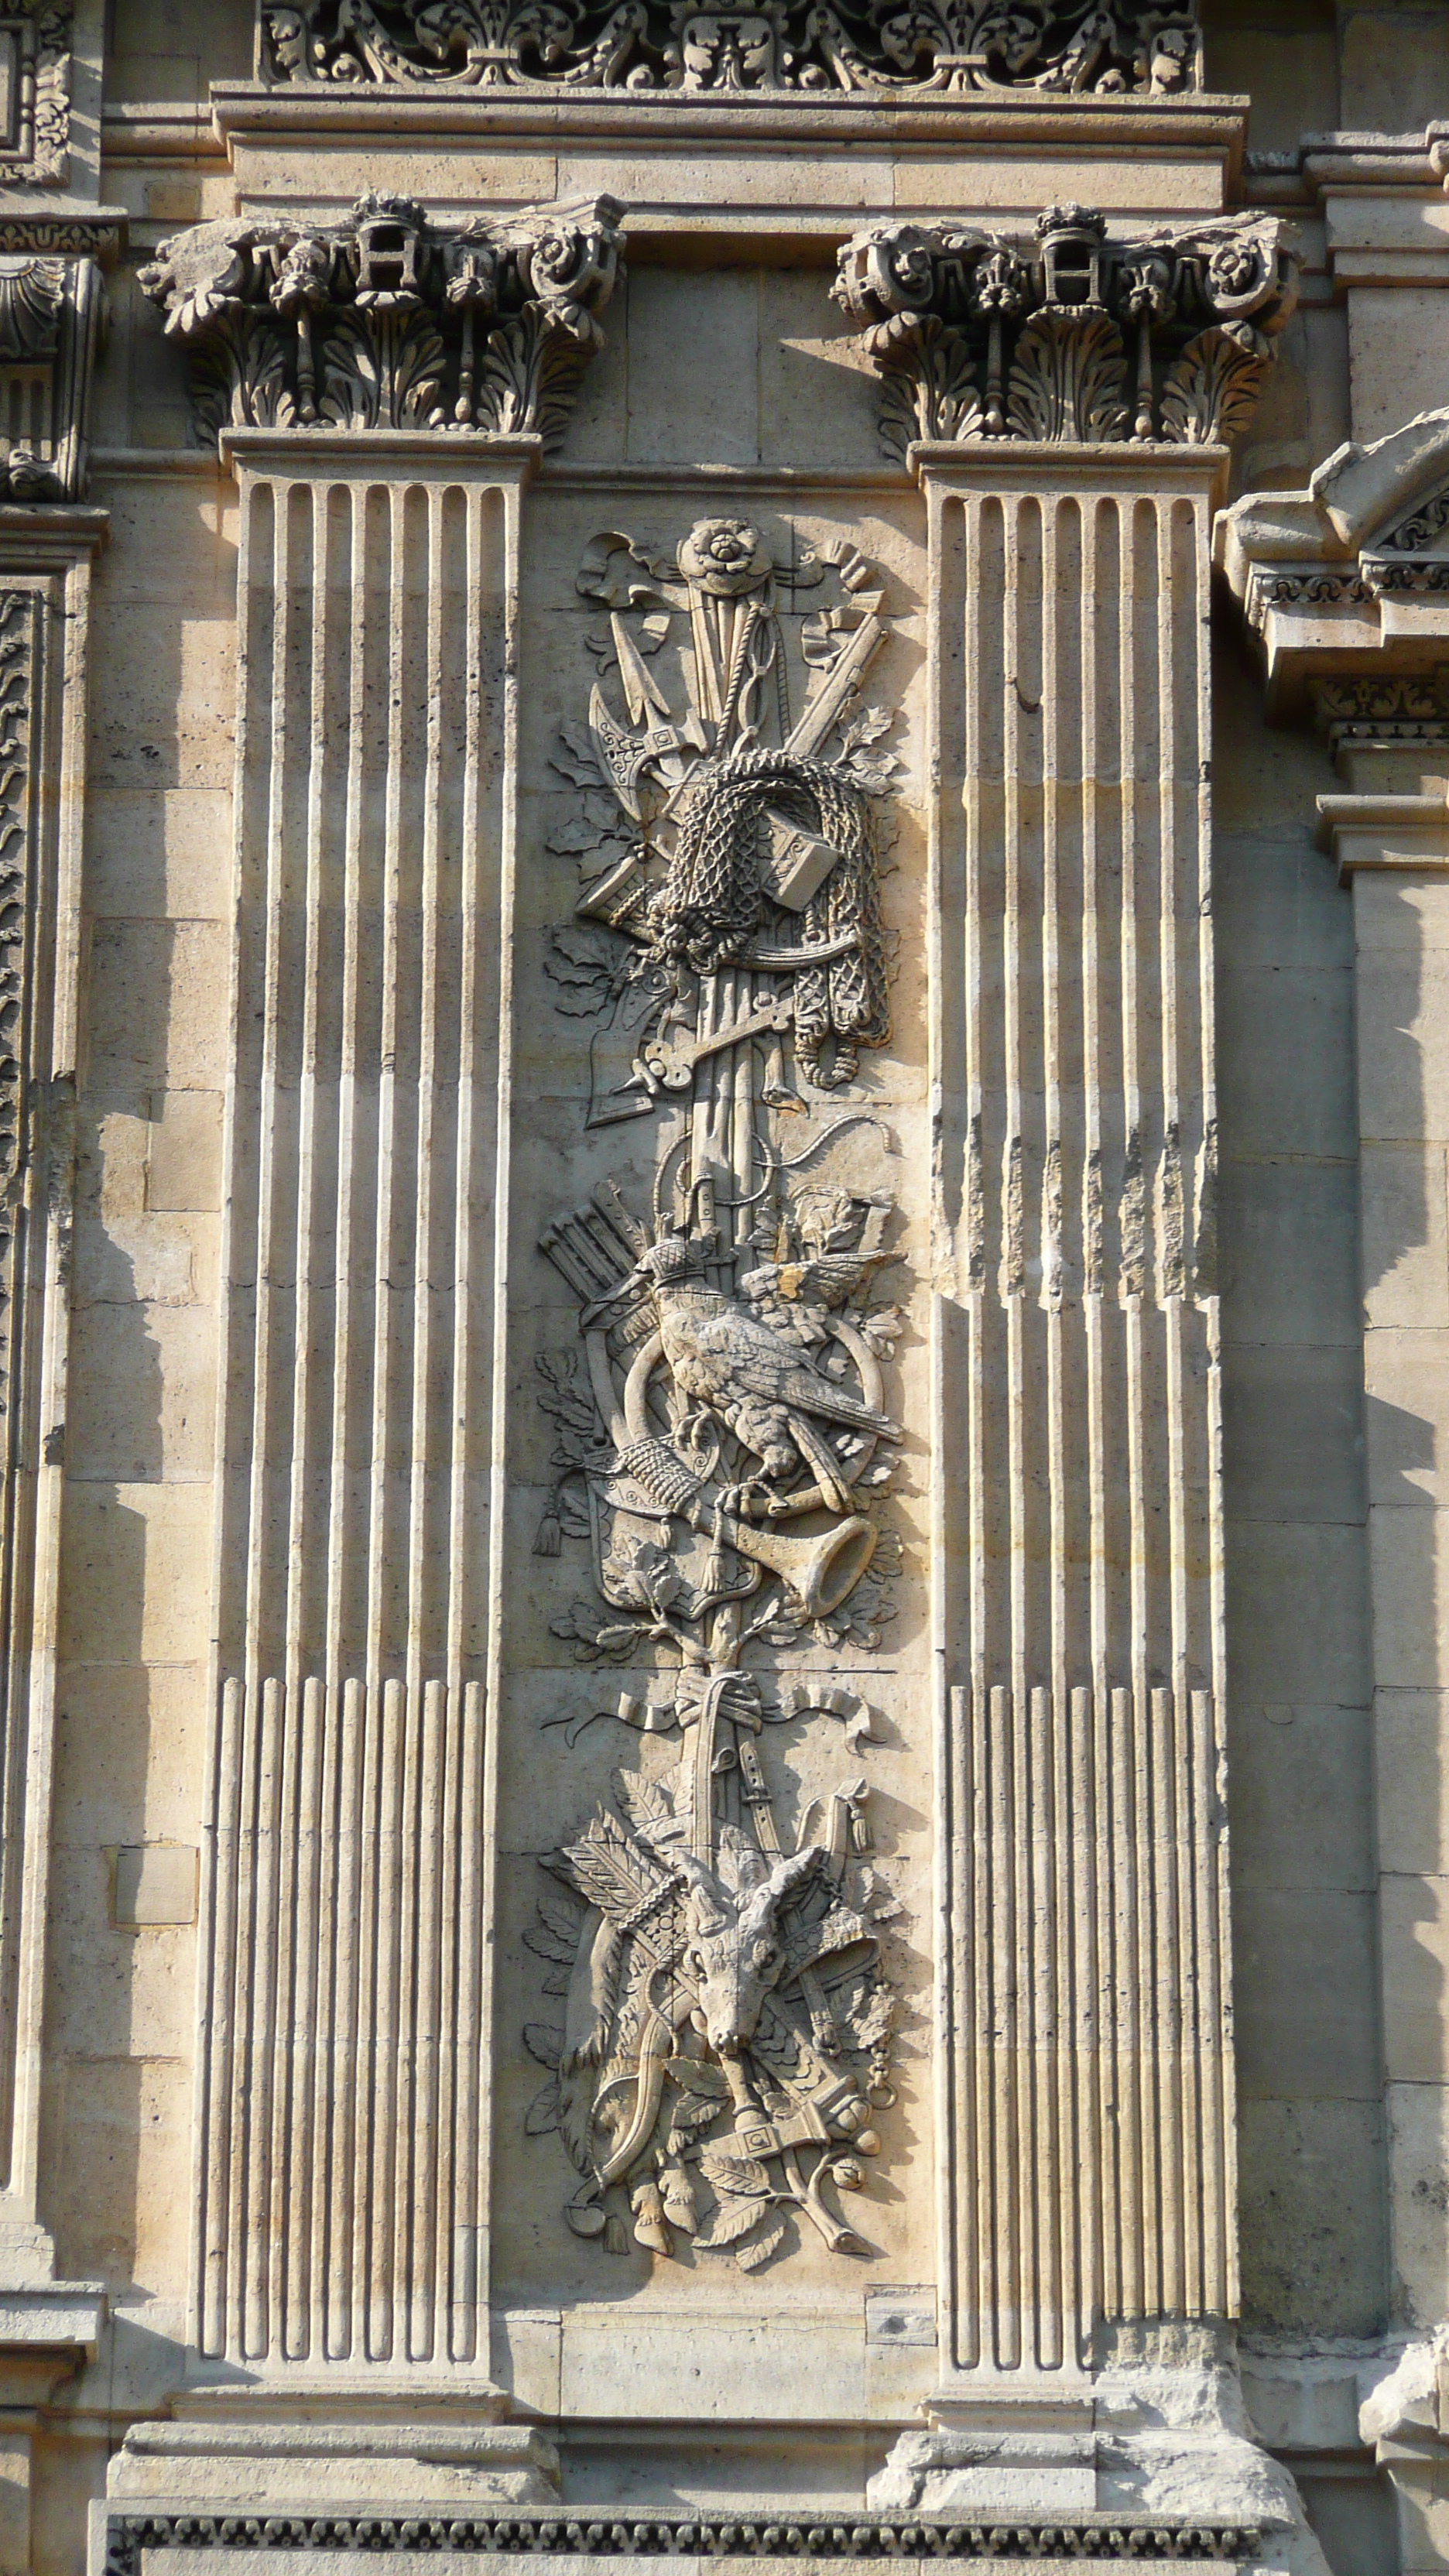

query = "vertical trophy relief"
524;516;912;2276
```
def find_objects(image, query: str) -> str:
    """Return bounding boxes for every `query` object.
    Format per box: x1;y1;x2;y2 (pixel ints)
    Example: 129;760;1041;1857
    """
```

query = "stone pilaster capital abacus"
139;189;625;457
832;202;1299;461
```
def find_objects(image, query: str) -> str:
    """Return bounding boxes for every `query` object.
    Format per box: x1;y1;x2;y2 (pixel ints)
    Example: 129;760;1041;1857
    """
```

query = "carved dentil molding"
255;0;1200;99
138;190;623;454
1216;405;1449;710
834;202;1298;461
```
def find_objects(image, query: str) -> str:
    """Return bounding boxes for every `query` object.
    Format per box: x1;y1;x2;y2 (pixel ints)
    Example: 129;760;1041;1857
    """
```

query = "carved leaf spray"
529;518;909;2271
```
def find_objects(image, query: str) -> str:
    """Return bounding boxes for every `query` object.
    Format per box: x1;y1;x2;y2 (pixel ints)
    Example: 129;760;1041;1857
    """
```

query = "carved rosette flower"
676;518;772;597
139;192;625;454
834;204;1299;455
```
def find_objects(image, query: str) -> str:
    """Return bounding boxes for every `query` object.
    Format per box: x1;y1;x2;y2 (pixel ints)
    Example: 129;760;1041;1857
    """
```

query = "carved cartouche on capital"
834;201;1300;459
138;190;624;453
256;0;1201;98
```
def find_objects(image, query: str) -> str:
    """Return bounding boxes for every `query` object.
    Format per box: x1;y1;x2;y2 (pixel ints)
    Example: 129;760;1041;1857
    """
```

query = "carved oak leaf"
523;2022;565;2068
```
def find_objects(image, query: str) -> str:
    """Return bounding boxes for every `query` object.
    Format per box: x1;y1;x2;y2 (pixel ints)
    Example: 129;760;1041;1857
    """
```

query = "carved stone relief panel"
497;499;930;2321
255;0;1201;97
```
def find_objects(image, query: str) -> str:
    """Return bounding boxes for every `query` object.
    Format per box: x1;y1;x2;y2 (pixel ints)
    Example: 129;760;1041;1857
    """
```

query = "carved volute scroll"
0;252;104;501
139;191;623;454
834;202;1298;461
526;517;909;2274
255;0;1201;96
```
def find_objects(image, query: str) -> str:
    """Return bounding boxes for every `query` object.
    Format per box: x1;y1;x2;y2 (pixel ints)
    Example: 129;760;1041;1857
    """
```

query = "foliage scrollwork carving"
257;0;1201;96
834;201;1298;459
529;514;912;2274
138;191;623;453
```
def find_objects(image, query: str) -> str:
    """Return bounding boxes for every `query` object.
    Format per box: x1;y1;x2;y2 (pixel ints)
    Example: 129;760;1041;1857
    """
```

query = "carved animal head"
676;1838;820;2055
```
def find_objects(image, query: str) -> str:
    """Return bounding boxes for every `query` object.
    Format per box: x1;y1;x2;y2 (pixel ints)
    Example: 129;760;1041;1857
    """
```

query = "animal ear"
763;1845;823;1905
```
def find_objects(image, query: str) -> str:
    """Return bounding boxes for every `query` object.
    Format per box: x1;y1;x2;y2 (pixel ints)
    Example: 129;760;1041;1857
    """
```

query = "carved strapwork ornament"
1217;406;1449;726
0;253;104;502
834;201;1298;462
255;0;1200;97
139;190;623;454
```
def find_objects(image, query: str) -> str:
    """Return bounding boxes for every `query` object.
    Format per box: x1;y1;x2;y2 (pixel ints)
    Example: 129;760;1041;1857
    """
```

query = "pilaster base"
104;2392;560;2515
868;2369;1331;2576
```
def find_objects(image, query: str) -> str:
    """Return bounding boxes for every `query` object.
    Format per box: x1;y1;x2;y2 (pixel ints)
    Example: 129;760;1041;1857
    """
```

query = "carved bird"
595;1231;899;1514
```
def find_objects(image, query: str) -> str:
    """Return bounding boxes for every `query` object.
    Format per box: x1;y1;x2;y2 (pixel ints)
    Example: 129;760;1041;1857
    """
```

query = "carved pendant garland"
527;518;907;2273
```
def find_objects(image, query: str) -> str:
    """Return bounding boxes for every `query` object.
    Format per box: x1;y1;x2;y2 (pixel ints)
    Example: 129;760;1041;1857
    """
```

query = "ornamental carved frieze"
257;0;1199;95
526;516;909;2271
834;201;1298;460
0;0;73;187
139;191;622;453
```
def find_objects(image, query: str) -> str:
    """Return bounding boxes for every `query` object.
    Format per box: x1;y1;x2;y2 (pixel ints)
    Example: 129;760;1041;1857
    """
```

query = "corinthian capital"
139;190;625;454
833;203;1299;460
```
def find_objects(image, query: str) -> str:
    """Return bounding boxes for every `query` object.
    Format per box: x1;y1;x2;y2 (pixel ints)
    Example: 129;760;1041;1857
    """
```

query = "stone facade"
0;9;1447;2576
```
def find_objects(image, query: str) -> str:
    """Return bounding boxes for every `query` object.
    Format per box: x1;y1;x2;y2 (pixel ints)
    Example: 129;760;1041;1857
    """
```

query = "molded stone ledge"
106;2417;563;2511
87;2506;1272;2576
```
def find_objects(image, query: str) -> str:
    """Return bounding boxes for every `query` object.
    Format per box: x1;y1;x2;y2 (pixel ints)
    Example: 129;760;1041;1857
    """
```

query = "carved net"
656;749;890;1084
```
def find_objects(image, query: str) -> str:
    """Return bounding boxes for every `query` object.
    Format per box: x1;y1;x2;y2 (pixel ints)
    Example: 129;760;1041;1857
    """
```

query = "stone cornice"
1314;792;1449;879
207;78;1248;156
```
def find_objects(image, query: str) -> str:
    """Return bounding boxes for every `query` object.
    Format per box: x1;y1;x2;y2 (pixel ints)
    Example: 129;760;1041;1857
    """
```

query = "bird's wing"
728;1341;899;1436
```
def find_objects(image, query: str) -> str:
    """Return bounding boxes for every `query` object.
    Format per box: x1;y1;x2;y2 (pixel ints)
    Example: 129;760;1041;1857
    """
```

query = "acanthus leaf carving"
530;514;909;2272
1005;306;1127;444
257;0;1201;95
1160;324;1269;447
835;202;1298;455
139;190;624;454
